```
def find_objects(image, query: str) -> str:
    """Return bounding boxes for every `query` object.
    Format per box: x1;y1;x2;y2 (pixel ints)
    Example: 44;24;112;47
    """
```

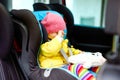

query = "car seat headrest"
33;3;51;11
0;3;14;59
10;9;42;57
33;10;62;21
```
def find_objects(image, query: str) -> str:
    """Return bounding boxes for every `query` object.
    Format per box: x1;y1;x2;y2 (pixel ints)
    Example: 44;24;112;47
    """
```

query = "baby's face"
48;32;58;39
48;30;64;39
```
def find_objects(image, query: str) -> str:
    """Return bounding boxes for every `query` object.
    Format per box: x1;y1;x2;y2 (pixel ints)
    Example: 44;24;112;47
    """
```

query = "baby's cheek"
48;33;57;39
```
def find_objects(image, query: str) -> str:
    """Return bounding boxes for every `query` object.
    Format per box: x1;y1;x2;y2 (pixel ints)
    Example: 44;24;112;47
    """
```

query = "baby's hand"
58;30;64;38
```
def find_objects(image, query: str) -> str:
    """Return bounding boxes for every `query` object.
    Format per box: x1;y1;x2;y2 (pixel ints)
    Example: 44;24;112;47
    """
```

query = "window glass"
12;0;34;11
12;0;49;11
66;0;103;27
34;0;49;3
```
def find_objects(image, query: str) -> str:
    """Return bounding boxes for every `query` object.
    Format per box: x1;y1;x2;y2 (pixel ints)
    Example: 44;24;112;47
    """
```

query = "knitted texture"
41;12;66;34
89;66;100;73
68;64;96;80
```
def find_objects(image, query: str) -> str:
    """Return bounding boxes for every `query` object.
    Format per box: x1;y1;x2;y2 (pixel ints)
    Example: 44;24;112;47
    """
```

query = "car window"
66;0;106;28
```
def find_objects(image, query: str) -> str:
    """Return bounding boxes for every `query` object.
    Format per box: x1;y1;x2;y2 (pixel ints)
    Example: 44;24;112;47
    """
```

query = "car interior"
1;0;120;80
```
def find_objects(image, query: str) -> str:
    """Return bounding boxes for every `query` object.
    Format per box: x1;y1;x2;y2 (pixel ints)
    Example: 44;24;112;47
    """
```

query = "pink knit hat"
41;12;66;34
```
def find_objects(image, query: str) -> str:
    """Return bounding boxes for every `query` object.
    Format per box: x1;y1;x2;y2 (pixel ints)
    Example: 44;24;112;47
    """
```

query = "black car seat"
12;15;30;80
0;3;26;80
10;9;78;80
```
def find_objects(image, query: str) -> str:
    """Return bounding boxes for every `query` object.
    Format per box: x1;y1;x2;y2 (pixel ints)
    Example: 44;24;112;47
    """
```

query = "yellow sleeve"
62;39;69;54
41;36;62;57
70;45;83;55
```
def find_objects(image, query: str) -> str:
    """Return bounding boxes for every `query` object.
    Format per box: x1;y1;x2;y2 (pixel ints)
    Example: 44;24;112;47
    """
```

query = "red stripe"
68;64;72;70
87;75;95;80
78;65;83;74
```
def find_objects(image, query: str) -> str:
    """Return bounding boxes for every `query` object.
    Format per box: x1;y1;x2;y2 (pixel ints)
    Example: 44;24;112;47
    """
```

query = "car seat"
10;9;78;80
0;3;26;80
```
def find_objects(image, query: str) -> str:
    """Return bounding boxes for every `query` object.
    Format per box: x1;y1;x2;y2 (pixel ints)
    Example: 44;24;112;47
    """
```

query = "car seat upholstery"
12;17;30;80
0;3;26;80
10;9;78;80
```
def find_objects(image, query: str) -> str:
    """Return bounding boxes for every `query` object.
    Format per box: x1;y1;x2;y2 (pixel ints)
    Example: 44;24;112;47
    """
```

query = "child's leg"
68;64;96;80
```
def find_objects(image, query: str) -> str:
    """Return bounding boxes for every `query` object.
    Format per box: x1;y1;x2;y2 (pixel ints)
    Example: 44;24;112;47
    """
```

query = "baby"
38;12;106;80
39;12;82;68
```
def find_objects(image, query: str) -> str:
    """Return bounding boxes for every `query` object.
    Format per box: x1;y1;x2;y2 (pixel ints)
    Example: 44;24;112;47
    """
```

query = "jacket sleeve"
41;36;63;57
70;46;83;55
